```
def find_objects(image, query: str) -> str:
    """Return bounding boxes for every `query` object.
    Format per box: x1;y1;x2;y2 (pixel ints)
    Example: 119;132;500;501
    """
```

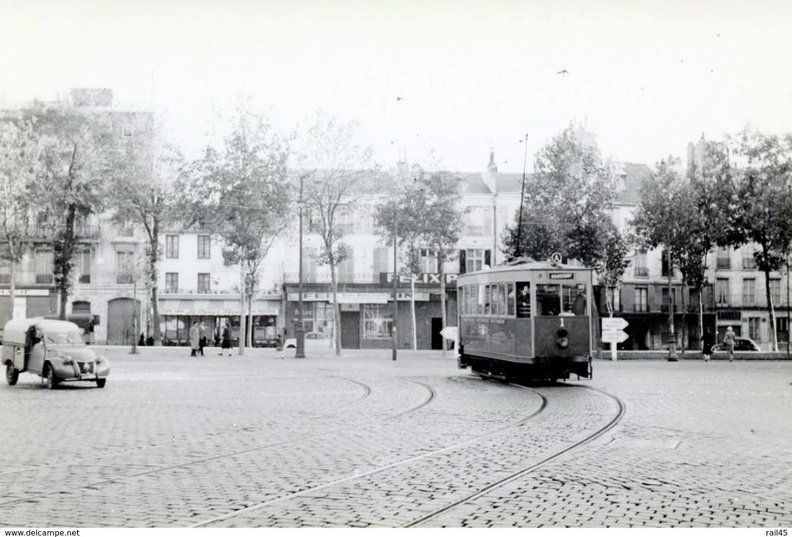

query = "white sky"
1;0;790;173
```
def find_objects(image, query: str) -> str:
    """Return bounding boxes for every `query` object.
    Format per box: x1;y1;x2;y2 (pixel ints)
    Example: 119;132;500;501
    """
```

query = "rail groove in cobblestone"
191;384;548;528
400;385;626;527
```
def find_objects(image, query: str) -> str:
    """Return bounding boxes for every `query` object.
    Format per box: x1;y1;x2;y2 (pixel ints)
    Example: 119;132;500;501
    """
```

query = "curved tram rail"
401;384;626;527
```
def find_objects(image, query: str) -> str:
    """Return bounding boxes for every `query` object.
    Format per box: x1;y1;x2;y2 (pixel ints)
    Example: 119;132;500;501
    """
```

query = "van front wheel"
6;364;18;385
45;366;59;390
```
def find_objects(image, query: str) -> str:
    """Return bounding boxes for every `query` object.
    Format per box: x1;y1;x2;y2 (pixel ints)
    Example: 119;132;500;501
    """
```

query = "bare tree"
297;114;378;355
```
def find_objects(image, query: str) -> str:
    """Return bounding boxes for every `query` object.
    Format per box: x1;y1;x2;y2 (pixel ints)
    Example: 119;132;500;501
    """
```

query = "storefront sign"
397;291;430;301
549;272;574;280
0;288;50;296
380;273;458;286
288;292;390;304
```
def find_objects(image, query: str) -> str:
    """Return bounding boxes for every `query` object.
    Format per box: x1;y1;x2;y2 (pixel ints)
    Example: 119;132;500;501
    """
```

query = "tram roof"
459;260;593;278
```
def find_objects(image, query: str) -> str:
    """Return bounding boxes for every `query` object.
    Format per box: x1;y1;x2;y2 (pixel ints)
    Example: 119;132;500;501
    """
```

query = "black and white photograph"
0;0;790;532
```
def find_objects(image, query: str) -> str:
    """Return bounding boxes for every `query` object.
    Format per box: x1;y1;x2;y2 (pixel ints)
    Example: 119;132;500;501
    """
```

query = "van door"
12;345;25;371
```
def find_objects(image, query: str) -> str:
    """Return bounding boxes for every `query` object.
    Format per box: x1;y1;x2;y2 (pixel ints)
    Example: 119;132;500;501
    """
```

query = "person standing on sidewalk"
701;328;715;362
198;322;207;356
723;326;736;362
219;324;233;356
189;321;200;357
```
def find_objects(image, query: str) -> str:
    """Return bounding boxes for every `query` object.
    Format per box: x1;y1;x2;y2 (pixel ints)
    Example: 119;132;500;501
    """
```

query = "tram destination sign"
549;272;574;280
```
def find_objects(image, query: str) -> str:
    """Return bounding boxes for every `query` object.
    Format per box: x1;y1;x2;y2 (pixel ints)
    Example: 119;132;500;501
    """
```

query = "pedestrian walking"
701;328;715;362
219;325;232;356
198;322;207;356
723;326;736;362
85;319;95;345
189;321;200;357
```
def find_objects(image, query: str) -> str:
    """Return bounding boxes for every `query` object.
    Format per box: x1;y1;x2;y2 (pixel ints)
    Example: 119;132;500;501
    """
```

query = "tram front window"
536;284;561;316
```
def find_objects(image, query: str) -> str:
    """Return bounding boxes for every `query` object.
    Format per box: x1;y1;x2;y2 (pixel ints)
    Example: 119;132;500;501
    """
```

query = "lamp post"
667;249;678;361
392;208;398;361
296;174;306;358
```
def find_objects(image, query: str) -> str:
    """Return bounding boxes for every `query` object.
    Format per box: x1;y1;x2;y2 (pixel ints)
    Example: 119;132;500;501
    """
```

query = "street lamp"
296;174;306;358
392;208;398;361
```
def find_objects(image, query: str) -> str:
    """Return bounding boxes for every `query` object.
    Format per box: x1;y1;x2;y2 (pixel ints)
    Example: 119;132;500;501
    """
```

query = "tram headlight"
556;328;569;349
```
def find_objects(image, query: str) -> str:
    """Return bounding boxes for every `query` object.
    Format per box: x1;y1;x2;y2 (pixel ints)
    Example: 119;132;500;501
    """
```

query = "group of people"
701;325;737;362
189;321;232;357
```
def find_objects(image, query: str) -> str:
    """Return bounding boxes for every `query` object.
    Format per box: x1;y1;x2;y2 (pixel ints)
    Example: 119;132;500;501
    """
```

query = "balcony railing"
633;304;650;312
36;274;53;284
633;267;649;278
713;294;786;308
79;274;91;284
29;224;101;240
660;304;678;313
716;258;731;270
742;258;757;270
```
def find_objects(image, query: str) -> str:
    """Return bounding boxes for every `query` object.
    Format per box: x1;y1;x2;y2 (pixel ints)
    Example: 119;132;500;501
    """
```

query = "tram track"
191;383;548;528
0;375;431;509
400;384;626;527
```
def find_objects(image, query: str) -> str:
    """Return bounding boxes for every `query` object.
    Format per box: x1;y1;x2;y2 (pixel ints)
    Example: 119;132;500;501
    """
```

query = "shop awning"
159;299;279;316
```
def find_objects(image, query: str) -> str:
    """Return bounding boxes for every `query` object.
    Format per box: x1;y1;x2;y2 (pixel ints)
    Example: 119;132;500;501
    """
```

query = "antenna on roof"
516;133;529;258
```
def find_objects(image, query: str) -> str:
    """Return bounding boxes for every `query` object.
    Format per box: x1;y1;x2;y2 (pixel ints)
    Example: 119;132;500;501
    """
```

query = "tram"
456;258;595;381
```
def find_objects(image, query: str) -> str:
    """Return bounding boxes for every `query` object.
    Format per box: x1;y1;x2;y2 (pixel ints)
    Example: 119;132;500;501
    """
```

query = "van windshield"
45;329;84;345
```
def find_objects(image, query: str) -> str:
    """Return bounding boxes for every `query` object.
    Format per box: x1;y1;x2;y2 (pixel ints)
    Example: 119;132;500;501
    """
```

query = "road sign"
601;317;629;331
601;329;629;344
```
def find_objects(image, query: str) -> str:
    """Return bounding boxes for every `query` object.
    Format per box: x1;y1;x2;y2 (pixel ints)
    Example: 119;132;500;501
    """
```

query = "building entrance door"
107;298;140;345
341;311;360;349
431;317;443;350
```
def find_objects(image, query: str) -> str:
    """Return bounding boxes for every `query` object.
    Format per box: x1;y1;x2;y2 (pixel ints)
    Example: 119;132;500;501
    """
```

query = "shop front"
158;296;280;347
284;275;458;350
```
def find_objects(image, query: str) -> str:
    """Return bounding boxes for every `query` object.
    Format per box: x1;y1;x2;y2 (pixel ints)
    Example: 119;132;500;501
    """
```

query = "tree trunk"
330;261;341;355
8;243;16;319
58;204;77;320
150;221;162;346
698;285;704;352
247;295;254;348
765;267;778;352
239;265;246;355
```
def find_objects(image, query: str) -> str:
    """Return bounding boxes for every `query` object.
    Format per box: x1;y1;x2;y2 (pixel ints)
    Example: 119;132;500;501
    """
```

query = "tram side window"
497;283;507;315
477;284;485;315
516;282;531;318
507;283;515;316
463;285;470;315
564;283;588;316
491;283;499;315
484;285;492;314
536;284;561;316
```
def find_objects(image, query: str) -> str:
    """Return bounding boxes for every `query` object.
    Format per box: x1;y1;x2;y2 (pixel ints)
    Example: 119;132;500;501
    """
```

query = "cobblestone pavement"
0;345;789;528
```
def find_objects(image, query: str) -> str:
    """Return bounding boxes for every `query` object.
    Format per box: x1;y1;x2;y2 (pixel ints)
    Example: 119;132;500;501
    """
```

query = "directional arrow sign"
602;317;629;331
602;329;629;344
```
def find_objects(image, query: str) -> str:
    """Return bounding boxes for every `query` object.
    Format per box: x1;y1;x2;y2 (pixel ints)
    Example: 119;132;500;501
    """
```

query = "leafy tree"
376;166;465;355
502;123;620;268
106;118;183;346
597;221;632;317
180;107;292;353
727;129;792;351
631;158;689;353
24;102;114;319
0;117;42;317
297;115;378;356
